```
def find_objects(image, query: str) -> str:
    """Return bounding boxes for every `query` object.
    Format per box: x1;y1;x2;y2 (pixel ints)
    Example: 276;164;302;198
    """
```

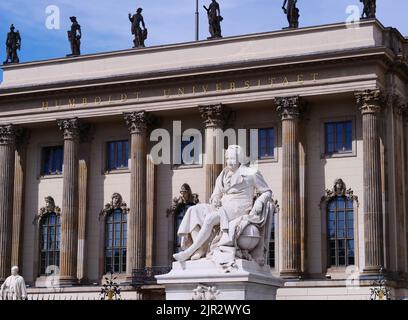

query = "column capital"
198;104;228;128
57;118;81;140
355;89;384;115
124;111;154;134
274;96;304;121
0;124;16;145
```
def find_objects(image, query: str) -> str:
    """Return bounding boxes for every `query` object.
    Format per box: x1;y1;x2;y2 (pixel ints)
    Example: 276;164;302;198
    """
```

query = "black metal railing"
131;266;171;287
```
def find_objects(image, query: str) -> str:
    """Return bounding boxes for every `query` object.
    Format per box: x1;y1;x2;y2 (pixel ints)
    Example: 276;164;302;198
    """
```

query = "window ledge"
104;169;130;175
255;157;278;164
39;174;63;180
321;151;356;159
172;164;203;170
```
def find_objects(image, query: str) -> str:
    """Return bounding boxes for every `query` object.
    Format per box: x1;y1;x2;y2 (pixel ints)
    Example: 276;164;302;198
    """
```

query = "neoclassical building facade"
0;19;408;299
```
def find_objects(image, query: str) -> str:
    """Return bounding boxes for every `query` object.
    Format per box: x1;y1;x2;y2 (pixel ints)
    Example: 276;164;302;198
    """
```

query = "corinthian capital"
355;89;384;115
124;111;153;134
0;124;16;145
57;118;81;140
274;96;304;120
198;104;228;128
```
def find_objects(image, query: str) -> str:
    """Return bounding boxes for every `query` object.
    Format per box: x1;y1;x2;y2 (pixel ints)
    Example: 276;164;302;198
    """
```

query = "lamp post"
195;0;199;41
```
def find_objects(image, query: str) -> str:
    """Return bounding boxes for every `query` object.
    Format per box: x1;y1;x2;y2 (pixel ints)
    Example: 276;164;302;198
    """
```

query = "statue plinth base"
156;259;283;300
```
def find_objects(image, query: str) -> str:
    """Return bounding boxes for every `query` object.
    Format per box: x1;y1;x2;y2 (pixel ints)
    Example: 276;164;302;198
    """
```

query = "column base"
280;269;302;279
58;276;79;286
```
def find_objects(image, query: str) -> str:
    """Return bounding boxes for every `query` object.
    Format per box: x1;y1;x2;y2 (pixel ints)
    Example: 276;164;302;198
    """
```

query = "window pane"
258;128;275;159
39;212;60;274
345;122;352;150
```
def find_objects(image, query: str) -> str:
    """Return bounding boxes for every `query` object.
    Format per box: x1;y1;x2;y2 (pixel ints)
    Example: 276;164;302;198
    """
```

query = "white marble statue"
0;266;27;300
174;145;274;272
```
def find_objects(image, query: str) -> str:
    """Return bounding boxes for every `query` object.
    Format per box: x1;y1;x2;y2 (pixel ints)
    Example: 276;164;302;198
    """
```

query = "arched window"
105;208;127;274
40;212;61;275
328;197;354;266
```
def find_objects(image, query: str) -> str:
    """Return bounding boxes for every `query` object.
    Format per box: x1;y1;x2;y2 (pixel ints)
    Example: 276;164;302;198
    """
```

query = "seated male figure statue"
173;145;272;262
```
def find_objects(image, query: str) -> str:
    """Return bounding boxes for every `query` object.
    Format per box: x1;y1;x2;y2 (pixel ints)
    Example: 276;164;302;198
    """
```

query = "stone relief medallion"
192;284;220;300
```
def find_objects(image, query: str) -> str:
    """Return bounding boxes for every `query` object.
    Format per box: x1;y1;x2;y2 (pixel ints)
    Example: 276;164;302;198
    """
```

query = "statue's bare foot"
191;247;206;260
173;251;191;262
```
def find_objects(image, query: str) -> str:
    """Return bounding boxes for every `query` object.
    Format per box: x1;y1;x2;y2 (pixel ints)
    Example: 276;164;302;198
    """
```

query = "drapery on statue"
173;145;276;272
360;0;376;19
282;0;299;29
3;24;21;65
203;0;223;39
129;8;147;48
0;266;27;300
67;16;81;56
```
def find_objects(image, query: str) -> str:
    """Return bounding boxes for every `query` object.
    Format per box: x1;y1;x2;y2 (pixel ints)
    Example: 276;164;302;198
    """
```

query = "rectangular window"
41;146;63;176
106;140;129;171
325;121;353;154
258;128;275;160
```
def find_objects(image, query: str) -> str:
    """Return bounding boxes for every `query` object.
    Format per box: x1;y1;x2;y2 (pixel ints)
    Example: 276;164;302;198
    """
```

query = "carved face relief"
45;196;55;212
111;193;122;209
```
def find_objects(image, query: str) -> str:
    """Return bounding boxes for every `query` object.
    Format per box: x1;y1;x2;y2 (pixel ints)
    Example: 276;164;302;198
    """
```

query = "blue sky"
0;0;407;77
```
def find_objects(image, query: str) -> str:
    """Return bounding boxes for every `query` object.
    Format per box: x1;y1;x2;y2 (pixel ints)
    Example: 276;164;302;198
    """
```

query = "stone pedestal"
156;259;282;300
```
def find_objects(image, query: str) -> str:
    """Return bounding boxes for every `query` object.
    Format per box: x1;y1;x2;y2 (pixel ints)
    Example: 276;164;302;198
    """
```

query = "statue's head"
137;8;143;13
70;16;78;23
111;193;123;209
225;145;244;171
45;196;56;212
180;184;192;202
10;24;15;31
11;266;19;276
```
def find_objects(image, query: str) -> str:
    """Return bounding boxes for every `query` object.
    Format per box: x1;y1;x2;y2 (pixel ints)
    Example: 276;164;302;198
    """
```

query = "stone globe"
237;224;261;251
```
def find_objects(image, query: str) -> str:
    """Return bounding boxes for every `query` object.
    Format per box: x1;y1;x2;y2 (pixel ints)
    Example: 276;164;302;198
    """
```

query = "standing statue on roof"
67;16;82;56
3;24;21;65
360;0;376;19
204;0;223;39
129;8;148;48
282;0;300;29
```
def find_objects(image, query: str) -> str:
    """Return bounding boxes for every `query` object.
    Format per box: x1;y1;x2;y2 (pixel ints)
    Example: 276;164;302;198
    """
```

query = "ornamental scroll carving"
35;196;61;222
99;193;130;220
320;179;358;208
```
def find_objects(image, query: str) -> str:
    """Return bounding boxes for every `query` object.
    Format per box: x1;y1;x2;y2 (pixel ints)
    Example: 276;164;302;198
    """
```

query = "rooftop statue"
360;0;376;19
204;0;223;39
173;145;276;272
3;24;21;65
129;8;147;48
282;0;299;29
67;16;81;56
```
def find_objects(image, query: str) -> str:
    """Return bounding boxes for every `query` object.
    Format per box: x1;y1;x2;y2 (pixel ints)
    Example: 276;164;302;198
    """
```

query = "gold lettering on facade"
95;96;102;104
134;92;140;100
68;99;76;108
282;77;289;85
178;88;185;96
202;85;209;93
311;73;319;81
108;96;113;104
297;74;304;84
229;82;236;91
268;77;275;86
55;100;60;109
42;101;49;111
257;79;261;87
120;93;128;102
244;80;251;89
216;83;223;92
192;86;198;95
164;89;171;97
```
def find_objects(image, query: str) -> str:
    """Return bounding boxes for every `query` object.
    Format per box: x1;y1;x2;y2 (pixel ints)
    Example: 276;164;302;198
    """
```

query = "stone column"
11;129;30;270
0;124;16;282
146;155;156;268
356;89;385;275
124;111;151;277
199;104;227;202
275;96;303;278
57;118;80;285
